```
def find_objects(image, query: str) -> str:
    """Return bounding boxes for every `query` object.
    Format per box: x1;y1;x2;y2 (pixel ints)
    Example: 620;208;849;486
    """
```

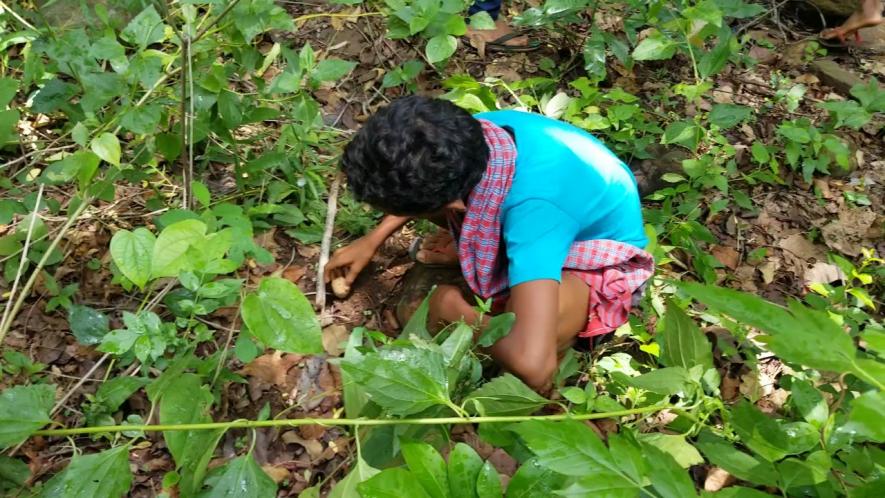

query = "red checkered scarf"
458;119;655;336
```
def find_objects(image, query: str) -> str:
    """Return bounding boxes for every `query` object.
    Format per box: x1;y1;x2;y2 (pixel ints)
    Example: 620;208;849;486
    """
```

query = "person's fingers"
417;249;455;265
345;262;362;285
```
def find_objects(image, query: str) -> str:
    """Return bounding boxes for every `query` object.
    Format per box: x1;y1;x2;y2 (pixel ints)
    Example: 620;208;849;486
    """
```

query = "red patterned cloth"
457;120;655;337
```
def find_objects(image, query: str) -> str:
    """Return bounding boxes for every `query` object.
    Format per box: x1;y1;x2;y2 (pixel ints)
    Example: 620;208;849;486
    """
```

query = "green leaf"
750;141;770;164
401;290;433;340
67;305;109;345
0;77;18;107
329;456;379;498
505;457;566;498
110;228;156;289
340;345;451;416
662;120;702;150
41;151;100;187
39;445;132;498
469;11;496;29
121;5;167;48
835;391;885;443
440;322;474;368
90;133;121;167
94;377;149;413
678;283;859;375
476;312;515;347
191;181;211;209
201;454;277;497
217;90;243;129
241;277;323;354
850;78;885;112
709;104;751;129
447;443;483;498
464;374;547;416
0;384;55;448
632;32;677;61
120;104;162;135
312;59;357;82
401;441;449;498
150;220;206;279
789;378;828;428
659;302;713;370
730;401;817;462
698;28;735;79
0;109;19;145
476;461;502;498
777;122;811;144
703;486;779;497
511;420;624;479
0;456;29;492
358;468;432;498
695;432;779;487
426;35;458;64
160;374;223;498
642;444;699;498
627;367;691;395
636;434;703;468
555;472;639;497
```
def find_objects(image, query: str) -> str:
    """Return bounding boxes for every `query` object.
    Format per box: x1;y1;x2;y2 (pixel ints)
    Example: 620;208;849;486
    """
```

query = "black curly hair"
340;95;489;216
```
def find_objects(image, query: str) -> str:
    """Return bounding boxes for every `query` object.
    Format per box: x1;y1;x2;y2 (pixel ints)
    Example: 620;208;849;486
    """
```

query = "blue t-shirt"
474;110;647;287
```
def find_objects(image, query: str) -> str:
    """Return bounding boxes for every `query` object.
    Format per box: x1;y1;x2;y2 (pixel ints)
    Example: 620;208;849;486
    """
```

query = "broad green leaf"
469;11;496;29
339;345;450;416
328;456;379;498
90;133;121;166
312;59;357;82
505;457;566;498
750;141;769;164
191;181;211;209
476;461;502;498
678;283;858;375
632;32;676;61
850;78;885;112
659;302;713;370
731;401;812;462
834;391;885;443
200;454;277;497
94;377;149;413
0;109;19;145
111;228;156;289
703;487;779;497
695;432;779;487
636;434;703;468
476;312;515;347
150;220;206;279
401;290;433;340
160;374;224;498
642;444;698;498
0;384;55;448
121;5;167;48
401;441;449;498
464;374;547;416
777;122;811;144
698;28;735;78
788;378;828;428
708;104;751;129
0;77;18;107
777;455;833;497
217;90;243;129
39;445;132;498
662;121;702;150
627;367;691;395
241;277;323;354
67;304;109;345
41;151;100;186
120;104;162;135
441;322;474;367
426;35;458;64
341;328;371;418
358;468;431;498
555;472;639;497
448;443;483;498
511;420;623;478
608;432;645;483
0;456;29;492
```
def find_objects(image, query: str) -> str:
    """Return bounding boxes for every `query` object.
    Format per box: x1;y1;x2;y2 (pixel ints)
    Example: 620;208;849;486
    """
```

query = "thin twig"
34;403;669;436
0;0;36;30
316;173;342;312
194;0;244;41
0;185;44;336
211;311;240;387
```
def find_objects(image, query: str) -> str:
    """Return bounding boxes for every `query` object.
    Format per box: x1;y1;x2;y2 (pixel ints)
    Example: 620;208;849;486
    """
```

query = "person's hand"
324;236;379;285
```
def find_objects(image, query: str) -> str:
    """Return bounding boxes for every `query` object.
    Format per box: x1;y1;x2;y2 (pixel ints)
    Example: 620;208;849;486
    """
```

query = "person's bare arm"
324;215;410;284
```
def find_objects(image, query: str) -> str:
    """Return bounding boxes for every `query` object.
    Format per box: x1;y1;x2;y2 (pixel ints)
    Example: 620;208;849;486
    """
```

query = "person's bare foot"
416;229;459;265
821;0;884;43
467;18;529;48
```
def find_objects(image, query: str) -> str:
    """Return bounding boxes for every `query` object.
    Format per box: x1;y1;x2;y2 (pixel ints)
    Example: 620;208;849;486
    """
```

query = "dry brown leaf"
238;351;301;388
282;265;307;283
821;208;881;257
759;259;778;284
794;73;820;85
704;467;736;491
721;375;741;402
322;325;349;357
711;245;740;270
803;262;846;288
282;431;324;460
261;465;291;484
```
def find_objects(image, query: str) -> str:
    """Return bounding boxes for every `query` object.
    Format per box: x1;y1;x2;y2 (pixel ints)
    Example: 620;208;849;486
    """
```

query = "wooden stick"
316;173;342;313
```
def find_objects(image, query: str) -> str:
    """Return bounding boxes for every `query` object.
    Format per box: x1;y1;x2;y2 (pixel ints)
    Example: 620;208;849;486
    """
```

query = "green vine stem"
34;404;669;437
